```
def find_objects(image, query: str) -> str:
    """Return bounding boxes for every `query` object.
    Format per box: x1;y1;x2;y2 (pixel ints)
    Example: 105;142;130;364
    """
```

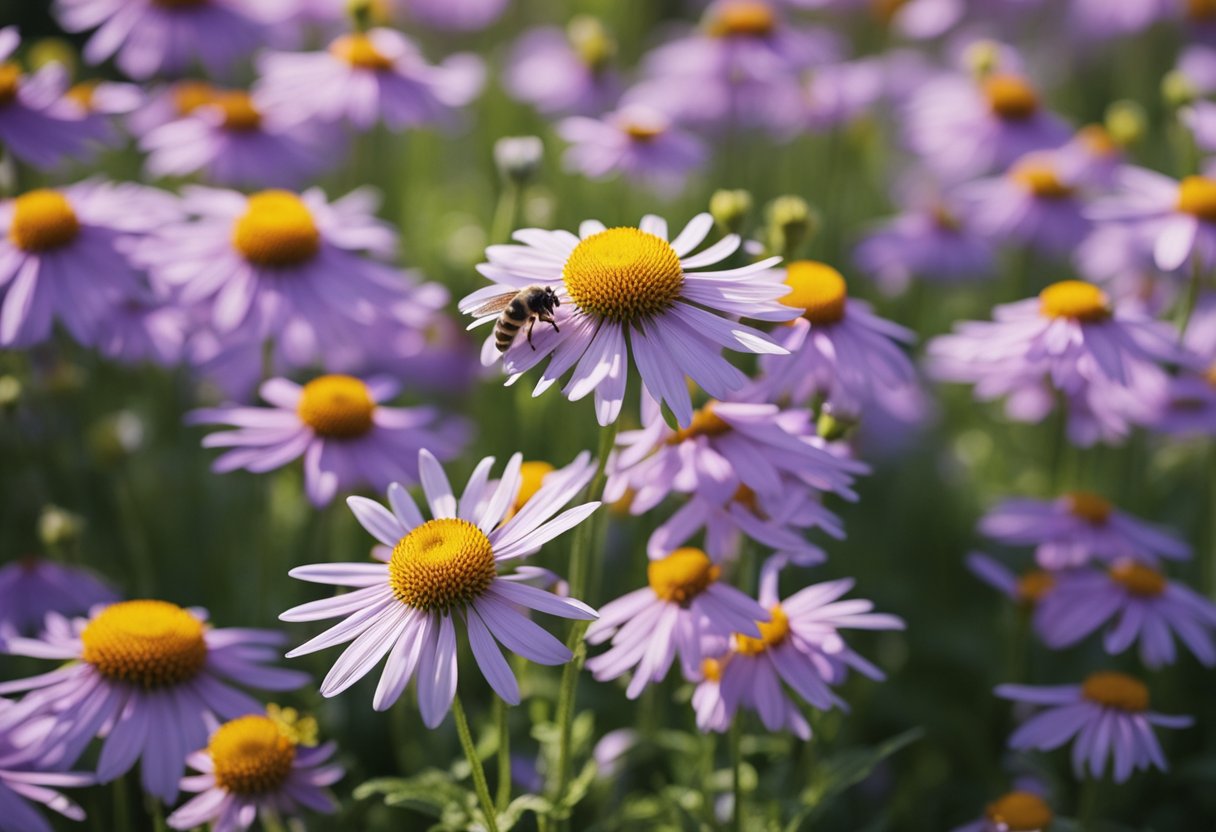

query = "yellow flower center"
984;792;1054;832
389;518;497;611
1188;0;1216;21
782;260;847;325
733;484;761;516
1011;161;1073;200
1064;490;1112;524
209;715;297;795
211;91;261;132
1077;124;1117;157
735;604;790;655
1109;561;1167;597
0;63;21;106
562;227;684;323
330;33;395;71
66;80;99;111
232;190;321;267
296;375;376;438
983;74;1040;121
509;461;555;518
647;547;720;605
172;80;216;116
1206;362;1216;387
667;402;731;445
1015;570;1055;605
623;122;665;142
701;657;724;682
80;600;208;688
1176;175;1216;223
1081;671;1149;712
706;0;777;37
1039;281;1111;322
9;190;81;252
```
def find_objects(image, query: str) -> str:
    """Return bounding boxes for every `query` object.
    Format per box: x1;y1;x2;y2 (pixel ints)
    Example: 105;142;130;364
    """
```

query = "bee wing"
460;290;517;318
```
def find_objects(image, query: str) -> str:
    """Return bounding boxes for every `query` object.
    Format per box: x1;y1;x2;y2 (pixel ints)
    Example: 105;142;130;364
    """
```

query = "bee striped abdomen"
495;298;529;351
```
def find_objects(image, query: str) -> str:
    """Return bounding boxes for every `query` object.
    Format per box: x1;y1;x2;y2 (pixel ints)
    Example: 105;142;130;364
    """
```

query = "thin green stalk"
552;420;620;817
489;183;521;245
112;777;129;832
1177;255;1204;339
148;797;168;832
452;695;500;832
1077;776;1100;832
261;808;288;832
730;720;744;832
495;695;511;812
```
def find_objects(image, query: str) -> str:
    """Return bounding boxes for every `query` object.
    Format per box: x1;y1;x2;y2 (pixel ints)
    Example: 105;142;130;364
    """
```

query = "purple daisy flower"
137;186;408;340
1155;293;1216;435
750;260;919;419
189;374;468;507
282;450;600;726
92;293;187;366
854;193;995;294
0;557;117;637
254;29;483;132
504;23;620;116
167;711;342;832
1035;561;1216;667
61;78;143;154
950;790;1055;832
966;552;1059;608
0;28;102;169
126;79;219;138
53;0;266;80
1066;0;1174;40
0;713;92;832
399;0;510;31
928;280;1183;442
557;104;708;196
903;67;1070;180
0;600;309;802
605;393;865;516
1091;167;1216;272
0;180;179;348
700;574;904;738
586;547;769;699
626;0;842;136
996;673;1192;782
140;90;334;188
459;213;796;427
1074;223;1171;308
978;492;1190;568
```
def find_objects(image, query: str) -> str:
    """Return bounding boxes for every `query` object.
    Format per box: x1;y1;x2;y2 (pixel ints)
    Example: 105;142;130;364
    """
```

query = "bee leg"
527;317;537;350
540;312;560;334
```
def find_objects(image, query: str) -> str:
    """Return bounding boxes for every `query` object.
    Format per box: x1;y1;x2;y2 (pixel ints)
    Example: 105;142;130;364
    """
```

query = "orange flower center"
389;518;497;611
172;80;216;116
706;1;777;37
734;604;790;655
667;402;731;445
701;657;724;682
330;33;395;71
1081;671;1149;712
1109;561;1167;597
296;375;376;438
1187;0;1216;21
66;80;99;111
212;91;261;132
1039;281;1111;322
209;715;297;795
648;548;720;605
9;189;81;252
0;63;20;106
1015;570;1055;604
563;227;684;323
1011;161;1073;200
1065;490;1112;524
782;260;847;325
232;190;321;267
1177;175;1216;223
983;74;1040;121
984;792;1054;832
80;600;208;688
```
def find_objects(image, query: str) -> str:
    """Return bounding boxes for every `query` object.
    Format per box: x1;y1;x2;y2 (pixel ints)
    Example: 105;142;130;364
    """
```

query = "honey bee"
466;285;561;352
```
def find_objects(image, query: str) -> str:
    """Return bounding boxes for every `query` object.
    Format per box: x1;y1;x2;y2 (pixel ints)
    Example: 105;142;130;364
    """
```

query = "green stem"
730;720;744;832
261;808;288;832
489;183;521;245
1077;776;1100;832
112;777;129;832
495;695;511;812
1177;254;1204;340
552;421;620;816
147;796;168;832
452;695;499;832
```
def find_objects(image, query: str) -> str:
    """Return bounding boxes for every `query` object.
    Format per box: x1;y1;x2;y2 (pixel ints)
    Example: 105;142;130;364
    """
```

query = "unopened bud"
568;16;615;71
1105;101;1147;147
38;505;83;550
27;38;77;74
0;375;20;409
766;195;819;259
346;0;375;30
709;189;753;235
494;135;544;186
816;409;857;441
1163;70;1197;108
963;40;1002;79
89;411;145;463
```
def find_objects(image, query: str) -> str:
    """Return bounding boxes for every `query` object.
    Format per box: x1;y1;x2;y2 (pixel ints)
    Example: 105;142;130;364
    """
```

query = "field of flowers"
1;0;1216;830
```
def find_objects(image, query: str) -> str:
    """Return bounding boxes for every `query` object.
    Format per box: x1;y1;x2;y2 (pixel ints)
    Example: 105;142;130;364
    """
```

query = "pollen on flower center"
1065;490;1112;524
232;190;321;266
562;227;684;323
648;547;720;605
706;1;777;37
296;375;376;438
330;33;395;71
623;122;665;142
1081;671;1149;712
782;260;848;325
66;80;98;111
209;715;297;795
984;792;1053;832
667;403;731;445
172;80;216;116
9;190;81;252
1015;570;1055;604
1110;561;1167;597
80;600;208;688
389;518;497;611
212;91;262;132
735;604;790;655
701;657;724;682
1039;281;1111;322
0;63;20;106
1176;175;1216;223
1012;162;1073;200
983;74;1040;121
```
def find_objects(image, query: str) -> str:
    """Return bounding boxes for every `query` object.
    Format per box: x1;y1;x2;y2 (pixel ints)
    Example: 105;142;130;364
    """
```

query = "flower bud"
1105;100;1146;147
766;195;819;259
567;16;615;71
38;505;83;550
1163;70;1197;108
709;189;753;235
494;136;544;186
